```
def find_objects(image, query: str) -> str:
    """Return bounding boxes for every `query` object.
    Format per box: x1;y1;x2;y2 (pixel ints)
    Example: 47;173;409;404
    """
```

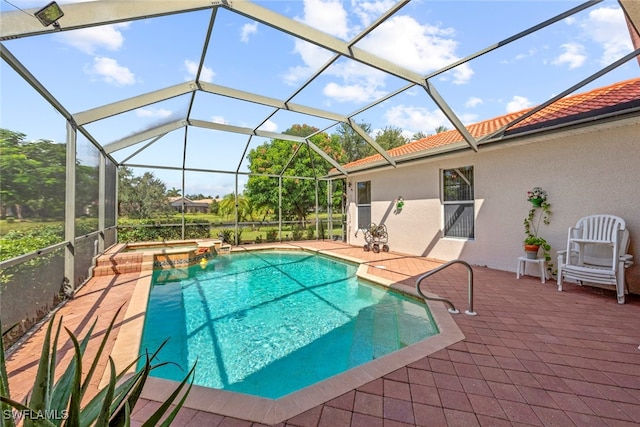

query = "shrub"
291;227;303;241
219;229;234;244
0;224;64;262
305;225;315;240
265;229;278;243
117;218;210;243
0;307;194;426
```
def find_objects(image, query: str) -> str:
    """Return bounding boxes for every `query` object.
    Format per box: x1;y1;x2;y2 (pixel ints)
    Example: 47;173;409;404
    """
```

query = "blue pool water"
139;250;438;399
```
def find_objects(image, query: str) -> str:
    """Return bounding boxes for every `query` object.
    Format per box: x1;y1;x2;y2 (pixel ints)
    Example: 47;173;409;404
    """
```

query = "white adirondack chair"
557;214;633;304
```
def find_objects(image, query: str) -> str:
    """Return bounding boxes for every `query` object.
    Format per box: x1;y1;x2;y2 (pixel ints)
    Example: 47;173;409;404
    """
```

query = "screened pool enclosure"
2;0;639;344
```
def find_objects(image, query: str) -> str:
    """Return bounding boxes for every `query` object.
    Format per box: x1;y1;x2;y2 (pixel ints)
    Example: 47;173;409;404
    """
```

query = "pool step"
372;306;400;359
91;241;232;277
348;308;375;367
91;252;149;276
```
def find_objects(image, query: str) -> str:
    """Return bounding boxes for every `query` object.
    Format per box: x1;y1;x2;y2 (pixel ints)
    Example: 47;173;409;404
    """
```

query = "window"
356;181;371;229
442;166;474;238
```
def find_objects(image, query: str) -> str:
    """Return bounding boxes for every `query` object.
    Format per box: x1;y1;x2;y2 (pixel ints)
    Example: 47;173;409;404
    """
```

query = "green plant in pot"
523;235;549;259
523;187;554;275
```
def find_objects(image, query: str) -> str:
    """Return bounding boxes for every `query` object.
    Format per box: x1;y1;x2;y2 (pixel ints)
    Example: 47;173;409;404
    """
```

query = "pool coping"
108;244;465;425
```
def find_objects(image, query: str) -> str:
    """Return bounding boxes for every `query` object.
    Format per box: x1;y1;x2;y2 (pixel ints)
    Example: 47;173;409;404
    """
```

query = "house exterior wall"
345;117;640;294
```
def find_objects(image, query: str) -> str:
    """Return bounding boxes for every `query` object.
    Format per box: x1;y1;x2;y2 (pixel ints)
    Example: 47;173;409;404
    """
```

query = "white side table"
516;256;548;283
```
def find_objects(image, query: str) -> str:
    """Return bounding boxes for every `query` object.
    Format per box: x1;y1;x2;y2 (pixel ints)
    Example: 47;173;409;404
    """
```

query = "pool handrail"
416;259;477;316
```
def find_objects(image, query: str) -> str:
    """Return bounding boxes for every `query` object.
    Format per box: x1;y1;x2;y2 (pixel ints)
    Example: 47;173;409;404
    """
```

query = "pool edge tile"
99;271;151;389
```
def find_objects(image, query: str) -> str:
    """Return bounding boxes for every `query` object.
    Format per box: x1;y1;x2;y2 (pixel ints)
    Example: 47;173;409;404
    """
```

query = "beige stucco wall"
346;116;640;294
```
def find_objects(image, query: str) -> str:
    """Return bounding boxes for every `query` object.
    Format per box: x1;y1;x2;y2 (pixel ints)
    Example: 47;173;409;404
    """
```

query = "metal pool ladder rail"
416;259;477;316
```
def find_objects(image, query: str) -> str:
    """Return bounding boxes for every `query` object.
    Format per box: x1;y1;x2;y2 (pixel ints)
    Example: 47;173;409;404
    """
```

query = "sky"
1;0;638;197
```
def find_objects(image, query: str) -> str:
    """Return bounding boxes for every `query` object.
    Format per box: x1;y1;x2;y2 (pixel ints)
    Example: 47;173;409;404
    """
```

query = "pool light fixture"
34;1;64;28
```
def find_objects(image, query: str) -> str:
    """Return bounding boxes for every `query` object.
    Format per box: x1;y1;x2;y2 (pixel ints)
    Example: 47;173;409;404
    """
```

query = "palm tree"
167;187;181;197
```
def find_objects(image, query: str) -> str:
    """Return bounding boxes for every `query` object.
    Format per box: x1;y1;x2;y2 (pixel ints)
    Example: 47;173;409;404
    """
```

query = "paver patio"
5;241;640;426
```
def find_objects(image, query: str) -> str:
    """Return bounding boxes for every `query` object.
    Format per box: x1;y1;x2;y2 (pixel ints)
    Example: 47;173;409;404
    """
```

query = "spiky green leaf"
0;396;56;427
95;358;117;427
81;306;123;396
49;323;95;426
1;320;17;427
63;329;83;427
155;363;196;427
26;315;56;426
140;361;196;427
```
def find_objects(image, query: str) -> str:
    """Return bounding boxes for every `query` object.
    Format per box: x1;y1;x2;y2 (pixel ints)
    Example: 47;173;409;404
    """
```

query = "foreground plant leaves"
1;306;194;427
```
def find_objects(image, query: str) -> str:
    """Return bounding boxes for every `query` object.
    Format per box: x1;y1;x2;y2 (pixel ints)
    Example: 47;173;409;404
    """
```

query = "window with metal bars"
356;181;371;230
442;166;474;238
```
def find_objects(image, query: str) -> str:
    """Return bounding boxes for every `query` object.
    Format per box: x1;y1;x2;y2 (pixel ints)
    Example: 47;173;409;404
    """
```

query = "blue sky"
1;0;638;196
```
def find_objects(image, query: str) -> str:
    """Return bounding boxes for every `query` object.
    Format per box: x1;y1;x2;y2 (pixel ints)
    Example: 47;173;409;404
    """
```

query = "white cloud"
323;81;383;103
351;0;397;28
358;15;473;84
581;6;633;65
211;116;227;124
258;120;278;132
321;60;387;102
384;105;448;134
56;23;129;55
136;107;172;118
285;0;395;99
506;96;532;113
514;48;538;61
288;0;474;103
86;57;135;86
283;41;334;85
297;0;350;39
459;113;479;125
465;97;483;108
241;22;258;43
552;43;587;69
184;60;215;82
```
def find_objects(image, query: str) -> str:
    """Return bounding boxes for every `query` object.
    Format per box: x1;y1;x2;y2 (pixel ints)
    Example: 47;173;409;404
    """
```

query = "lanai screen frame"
1;0;639;296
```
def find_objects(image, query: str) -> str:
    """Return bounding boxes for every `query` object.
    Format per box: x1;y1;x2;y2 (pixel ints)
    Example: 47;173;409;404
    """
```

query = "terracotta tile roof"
341;78;640;171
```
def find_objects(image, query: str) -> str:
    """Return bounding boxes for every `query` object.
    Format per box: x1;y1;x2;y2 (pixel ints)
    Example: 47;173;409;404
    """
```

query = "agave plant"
0;307;195;427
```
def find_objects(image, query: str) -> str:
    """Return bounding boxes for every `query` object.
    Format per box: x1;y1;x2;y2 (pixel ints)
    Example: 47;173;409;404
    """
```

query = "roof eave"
326;106;640;178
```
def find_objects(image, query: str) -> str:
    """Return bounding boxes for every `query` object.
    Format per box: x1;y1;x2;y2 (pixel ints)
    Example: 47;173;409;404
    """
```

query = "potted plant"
523;188;554;274
394;196;404;213
527;186;547;207
524;235;548;259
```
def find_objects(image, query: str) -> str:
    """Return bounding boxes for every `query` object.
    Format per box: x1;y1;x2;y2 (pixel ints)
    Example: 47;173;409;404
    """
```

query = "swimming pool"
139;250;439;399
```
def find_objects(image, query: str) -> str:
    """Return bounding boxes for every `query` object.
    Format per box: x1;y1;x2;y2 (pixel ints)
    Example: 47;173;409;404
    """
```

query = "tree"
245;124;343;223
118;167;172;219
411;131;427;141
335;121;371;163
218;193;240;221
435;125;449;134
185;193;207;200
0;129;39;219
374;126;408;150
167;187;181;197
209;198;219;215
0;128;95;220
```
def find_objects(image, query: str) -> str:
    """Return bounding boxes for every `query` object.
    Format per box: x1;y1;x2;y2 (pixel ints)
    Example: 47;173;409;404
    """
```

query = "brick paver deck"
5;241;640;426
